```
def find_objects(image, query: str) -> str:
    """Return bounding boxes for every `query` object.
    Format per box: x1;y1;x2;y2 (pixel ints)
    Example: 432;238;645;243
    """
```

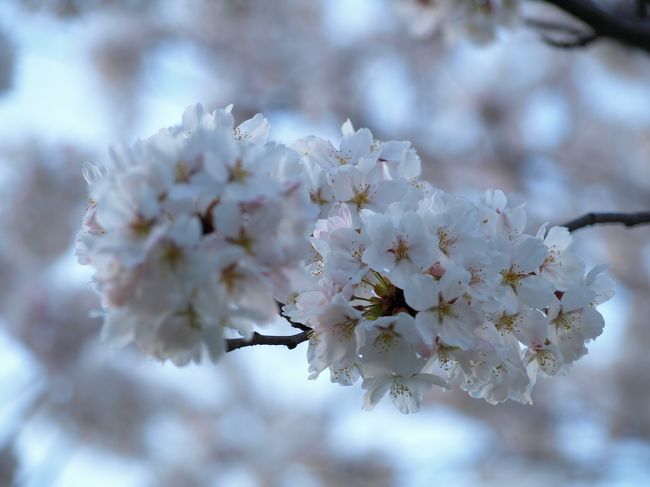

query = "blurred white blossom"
77;104;317;365
393;0;520;42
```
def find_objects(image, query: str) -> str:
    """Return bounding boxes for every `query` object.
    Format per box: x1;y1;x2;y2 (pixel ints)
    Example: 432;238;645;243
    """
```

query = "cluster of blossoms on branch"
77;104;613;413
77;105;316;365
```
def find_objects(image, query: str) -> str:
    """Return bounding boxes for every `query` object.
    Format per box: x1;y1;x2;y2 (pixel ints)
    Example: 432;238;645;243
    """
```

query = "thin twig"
277;301;311;332
225;330;311;352
562;211;650;232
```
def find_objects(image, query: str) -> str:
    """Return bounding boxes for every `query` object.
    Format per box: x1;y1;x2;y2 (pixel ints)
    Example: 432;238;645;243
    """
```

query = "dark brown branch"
540;0;650;53
225;330;310;352
562;211;650;232
223;302;312;353
277;301;311;332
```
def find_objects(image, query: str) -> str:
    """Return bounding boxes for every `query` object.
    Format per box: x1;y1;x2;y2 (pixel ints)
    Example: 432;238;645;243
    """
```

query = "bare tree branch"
225;330;311;352
540;0;650;53
562;211;650;232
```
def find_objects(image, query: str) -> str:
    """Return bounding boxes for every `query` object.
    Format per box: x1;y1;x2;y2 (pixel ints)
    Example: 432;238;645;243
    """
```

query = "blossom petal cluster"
77;104;316;365
285;124;614;413
77;104;614;414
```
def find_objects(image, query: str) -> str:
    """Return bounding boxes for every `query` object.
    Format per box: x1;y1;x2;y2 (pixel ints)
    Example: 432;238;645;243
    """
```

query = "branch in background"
525;17;598;48
538;0;650;53
563;211;650;232
225;330;311;352
540;32;598;48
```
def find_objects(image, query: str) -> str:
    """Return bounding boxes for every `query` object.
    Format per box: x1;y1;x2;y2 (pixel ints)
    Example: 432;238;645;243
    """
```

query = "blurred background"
0;0;649;485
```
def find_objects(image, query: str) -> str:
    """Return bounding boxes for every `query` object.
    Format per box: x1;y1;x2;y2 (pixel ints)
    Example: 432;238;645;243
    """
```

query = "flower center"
228;159;250;183
309;189;329;206
437;228;455;254
161;242;184;270
175;162;191;183
336;318;359;342
357;274;417;320
373;323;401;352
388;235;409;261
174;305;201;330
351;185;370;207
220;263;244;293
129;215;155;238
227;228;255;254
500;267;523;287
495;312;517;334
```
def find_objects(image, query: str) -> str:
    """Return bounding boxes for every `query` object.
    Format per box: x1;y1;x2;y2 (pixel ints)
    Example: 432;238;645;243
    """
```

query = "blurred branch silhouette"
524;18;598;49
540;0;650;52
526;17;598;48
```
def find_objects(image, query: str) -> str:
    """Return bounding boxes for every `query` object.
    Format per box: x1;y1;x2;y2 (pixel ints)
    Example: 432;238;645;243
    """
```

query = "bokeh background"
1;0;649;485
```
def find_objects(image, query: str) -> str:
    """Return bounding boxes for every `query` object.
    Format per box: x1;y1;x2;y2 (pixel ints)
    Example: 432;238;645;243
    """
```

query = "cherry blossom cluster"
77;104;613;413
285;123;613;413
76;104;316;365
393;0;520;42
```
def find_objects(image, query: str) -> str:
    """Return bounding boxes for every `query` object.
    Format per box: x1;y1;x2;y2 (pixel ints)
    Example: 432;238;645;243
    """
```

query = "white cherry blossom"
537;224;586;290
362;204;434;288
404;267;479;349
362;373;449;414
